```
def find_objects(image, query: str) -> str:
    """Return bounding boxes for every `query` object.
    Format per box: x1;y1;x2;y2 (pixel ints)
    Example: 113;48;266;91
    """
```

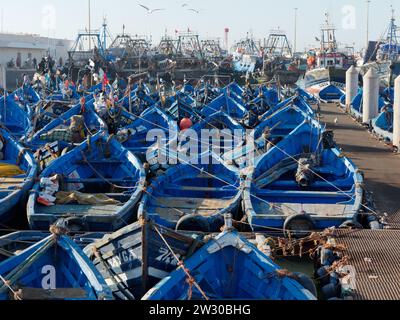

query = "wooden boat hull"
138;153;242;232
0;234;113;300
142;231;316;300
0;128;38;221
27;132;146;231
243;121;364;231
84;221;204;300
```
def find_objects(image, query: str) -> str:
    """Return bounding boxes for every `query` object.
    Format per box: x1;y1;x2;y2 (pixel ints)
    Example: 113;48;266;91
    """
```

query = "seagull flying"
138;4;165;14
182;3;189;7
188;8;201;13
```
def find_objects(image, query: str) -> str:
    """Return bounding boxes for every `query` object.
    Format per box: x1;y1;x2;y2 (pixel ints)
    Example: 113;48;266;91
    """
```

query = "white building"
0;32;73;67
0;33;73;89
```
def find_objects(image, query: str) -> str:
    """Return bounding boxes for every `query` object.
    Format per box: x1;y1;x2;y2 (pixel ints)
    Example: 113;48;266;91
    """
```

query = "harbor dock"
336;229;400;300
320;103;400;225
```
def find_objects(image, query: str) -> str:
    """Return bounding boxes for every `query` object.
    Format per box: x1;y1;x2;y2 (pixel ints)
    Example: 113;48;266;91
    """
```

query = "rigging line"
263;136;379;216
144;130;300;217
0;274;22;300
153;225;209;301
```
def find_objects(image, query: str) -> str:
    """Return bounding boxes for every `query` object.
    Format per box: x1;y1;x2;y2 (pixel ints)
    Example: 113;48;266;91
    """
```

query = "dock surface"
320;104;400;226
336;229;400;300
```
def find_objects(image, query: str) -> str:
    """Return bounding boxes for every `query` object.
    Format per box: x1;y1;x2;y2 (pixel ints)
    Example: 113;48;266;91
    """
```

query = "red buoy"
180;118;193;131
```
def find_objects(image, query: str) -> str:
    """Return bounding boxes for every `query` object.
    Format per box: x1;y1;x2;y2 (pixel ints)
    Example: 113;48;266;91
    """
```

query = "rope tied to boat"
49;224;68;238
153;226;209;301
0;274;22;300
16;148;29;166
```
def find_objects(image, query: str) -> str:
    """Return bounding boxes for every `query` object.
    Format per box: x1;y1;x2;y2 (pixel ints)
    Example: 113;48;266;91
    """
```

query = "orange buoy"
179;118;193;131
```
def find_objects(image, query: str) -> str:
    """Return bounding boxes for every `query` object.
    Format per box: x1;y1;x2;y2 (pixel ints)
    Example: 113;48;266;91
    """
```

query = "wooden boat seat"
37;204;122;216
0;177;25;190
151;196;236;220
14;288;88;300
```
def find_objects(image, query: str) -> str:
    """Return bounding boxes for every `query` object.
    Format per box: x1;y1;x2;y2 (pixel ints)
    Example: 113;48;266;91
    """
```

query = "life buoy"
176;214;211;233
284;213;315;238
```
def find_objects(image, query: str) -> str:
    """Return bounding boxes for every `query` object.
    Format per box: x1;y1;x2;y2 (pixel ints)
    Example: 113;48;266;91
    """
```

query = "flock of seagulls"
138;2;202;14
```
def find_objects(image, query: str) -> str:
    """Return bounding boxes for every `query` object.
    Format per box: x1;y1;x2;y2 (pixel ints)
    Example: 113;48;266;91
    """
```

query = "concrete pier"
320;103;400;221
362;69;380;125
345;66;359;111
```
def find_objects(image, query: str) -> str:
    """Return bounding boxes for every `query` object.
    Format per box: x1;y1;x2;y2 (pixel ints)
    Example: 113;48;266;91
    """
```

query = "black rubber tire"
339;220;364;230
292;272;318;298
284;213;315;238
175;214;211;233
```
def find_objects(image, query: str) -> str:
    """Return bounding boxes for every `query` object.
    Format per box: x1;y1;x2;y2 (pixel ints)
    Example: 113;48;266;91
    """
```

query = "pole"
362;68;379;125
294;8;298;54
366;1;371;47
393;75;400;149
1;8;4;33
88;0;91;51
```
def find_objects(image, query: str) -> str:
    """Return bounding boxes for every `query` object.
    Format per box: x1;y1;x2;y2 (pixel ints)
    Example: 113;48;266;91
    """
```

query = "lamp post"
294;8;298;54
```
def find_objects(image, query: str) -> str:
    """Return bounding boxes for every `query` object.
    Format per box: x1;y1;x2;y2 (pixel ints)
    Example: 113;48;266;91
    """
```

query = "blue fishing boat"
180;111;245;156
372;105;393;142
84;220;204;300
0;231;106;263
0;93;32;139
348;89;385;121
27;132;146;231
0;128;38;221
27;98;106;151
167;92;202;123
243;121;364;232
142;228;316;300
138;153;242;232
0;230;113;300
13;85;41;117
117;106;178;160
202;92;248;120
224;97;316;168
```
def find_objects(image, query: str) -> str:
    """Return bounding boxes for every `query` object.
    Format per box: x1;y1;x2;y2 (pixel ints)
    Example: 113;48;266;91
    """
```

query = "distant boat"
359;12;400;90
84;220;204;300
118;106;178;159
142;229;316;300
0;231;113;300
0;128;38;222
27;132;146;231
27;98;106;151
243;119;364;232
201;91;248;120
299;13;355;102
138;153;242;232
224;96;316;168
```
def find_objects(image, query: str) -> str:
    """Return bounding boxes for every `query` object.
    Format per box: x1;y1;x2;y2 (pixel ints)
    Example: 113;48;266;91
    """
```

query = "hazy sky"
0;0;399;50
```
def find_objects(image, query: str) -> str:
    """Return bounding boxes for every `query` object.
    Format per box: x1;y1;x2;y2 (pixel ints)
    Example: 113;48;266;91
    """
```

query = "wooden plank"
15;288;88;300
154;197;234;210
37;204;122;216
